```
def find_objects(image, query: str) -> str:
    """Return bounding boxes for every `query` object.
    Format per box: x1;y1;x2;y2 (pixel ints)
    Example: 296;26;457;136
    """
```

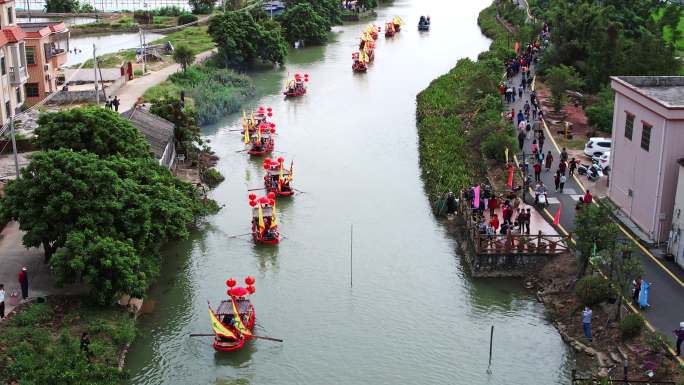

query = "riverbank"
415;3;518;205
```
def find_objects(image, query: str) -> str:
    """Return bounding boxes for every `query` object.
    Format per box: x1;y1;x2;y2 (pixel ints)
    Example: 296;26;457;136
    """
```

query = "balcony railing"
9;66;28;85
45;47;66;61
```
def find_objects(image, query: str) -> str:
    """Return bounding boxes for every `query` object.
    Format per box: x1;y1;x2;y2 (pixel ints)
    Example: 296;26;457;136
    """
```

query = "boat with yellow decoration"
263;157;294;197
248;193;280;244
209;276;256;352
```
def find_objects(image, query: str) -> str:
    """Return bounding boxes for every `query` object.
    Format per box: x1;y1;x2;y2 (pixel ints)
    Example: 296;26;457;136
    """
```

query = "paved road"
506;63;684;361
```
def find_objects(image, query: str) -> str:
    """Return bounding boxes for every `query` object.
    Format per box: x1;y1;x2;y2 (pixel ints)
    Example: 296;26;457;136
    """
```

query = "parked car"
592;151;611;172
583;137;612;157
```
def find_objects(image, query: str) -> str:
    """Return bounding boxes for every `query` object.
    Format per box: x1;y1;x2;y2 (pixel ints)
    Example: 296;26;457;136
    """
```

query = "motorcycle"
577;161;603;181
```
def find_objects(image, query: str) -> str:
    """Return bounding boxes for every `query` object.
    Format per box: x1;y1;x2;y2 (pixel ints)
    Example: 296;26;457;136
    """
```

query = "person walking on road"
113;96;120;112
559;173;566;193
674;322;684;356
583;190;593;205
533;162;542;182
554;170;561;192
639;278;652;310
559;159;567;175
569;157;577;176
18;267;28;300
518;130;526;151
560;147;568;162
632;276;642;304
545;150;553;171
582;307;593;342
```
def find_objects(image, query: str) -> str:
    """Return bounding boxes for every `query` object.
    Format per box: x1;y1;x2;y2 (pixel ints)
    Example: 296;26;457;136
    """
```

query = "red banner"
507;165;514;188
553;203;562;225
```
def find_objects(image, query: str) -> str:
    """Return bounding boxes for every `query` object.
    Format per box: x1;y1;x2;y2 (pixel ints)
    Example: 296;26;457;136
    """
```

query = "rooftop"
19;21;68;38
612;76;684;109
120;107;174;160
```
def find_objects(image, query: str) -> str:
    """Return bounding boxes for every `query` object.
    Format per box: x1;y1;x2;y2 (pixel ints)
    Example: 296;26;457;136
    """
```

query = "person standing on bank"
632;276;642;304
112;96;120;112
582;306;593;342
0;284;4;319
674;322;684;356
18;267;28;300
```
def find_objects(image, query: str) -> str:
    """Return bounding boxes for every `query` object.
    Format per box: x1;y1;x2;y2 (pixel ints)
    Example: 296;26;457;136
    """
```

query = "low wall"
52;75;126;104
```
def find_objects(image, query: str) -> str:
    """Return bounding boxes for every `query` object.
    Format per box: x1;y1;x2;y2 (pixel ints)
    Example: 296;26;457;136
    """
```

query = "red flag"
553;203;562;225
507;165;514;188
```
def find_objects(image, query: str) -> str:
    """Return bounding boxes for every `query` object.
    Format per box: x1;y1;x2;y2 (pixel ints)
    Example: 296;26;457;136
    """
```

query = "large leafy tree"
35;106;151;159
574;204;620;278
188;0;214;14
0;150;209;303
208;11;287;68
280;3;330;45
544;65;584;113
283;0;341;25
173;44;196;73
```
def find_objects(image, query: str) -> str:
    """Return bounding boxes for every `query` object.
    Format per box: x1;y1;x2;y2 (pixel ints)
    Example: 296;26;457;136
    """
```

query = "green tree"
35;106;151;159
283;0;341;25
603;242;642;320
574;204;620;278
208;12;287;68
188;0;214;14
585;86;615;133
280;3;330;45
173;44;196;73
544;64;584;112
44;0;78;12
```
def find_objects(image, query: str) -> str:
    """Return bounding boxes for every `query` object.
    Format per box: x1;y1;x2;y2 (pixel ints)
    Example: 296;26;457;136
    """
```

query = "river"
125;1;574;384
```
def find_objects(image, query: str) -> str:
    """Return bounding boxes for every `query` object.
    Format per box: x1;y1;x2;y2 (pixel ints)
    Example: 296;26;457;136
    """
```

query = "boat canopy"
253;207;274;217
216;299;251;315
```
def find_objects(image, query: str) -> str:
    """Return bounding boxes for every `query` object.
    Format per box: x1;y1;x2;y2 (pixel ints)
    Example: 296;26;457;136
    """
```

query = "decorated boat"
283;73;308;97
249;193;280;244
385;22;396;37
263;157;294;197
418;15;430;31
362;37;375;63
366;24;380;40
352;51;368;73
209;276;256;352
392;16;403;32
246;124;275;156
242;107;275;137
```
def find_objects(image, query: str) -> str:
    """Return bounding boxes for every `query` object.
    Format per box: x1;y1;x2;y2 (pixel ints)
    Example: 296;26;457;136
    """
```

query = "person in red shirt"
583;190;593;205
533;162;542;182
488;196;499;217
490;214;500;232
18;267;28;300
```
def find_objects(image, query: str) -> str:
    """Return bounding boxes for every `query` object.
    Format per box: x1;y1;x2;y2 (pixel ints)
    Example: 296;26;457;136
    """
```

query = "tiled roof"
19;21;67;38
121;107;174;160
3;26;26;43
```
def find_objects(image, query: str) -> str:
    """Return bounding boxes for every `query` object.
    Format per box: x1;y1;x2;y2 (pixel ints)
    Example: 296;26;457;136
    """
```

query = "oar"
248;187;266;191
189;333;283;342
227;233;252;239
235;149;249;153
294;189;307;194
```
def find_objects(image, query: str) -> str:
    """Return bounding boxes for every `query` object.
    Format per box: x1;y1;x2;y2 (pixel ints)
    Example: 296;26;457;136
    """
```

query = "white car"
592;151;611;172
584;137;612;157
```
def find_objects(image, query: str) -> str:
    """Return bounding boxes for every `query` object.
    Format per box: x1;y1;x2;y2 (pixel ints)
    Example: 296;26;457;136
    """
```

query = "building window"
1;56;5;75
15;87;20;103
5;101;10;117
7;7;12;24
625;113;634;140
25;47;35;65
641;123;652;152
25;83;39;97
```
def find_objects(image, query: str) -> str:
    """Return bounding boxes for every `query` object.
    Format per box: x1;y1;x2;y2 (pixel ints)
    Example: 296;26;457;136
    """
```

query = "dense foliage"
173;44;195;72
283;0;342;25
574;204;620;278
619;313;645;340
415;4;516;204
44;0;92;12
34;107;151;159
178;13;199;25
188;0;213;14
2;107;217;303
535;0;681;92
575;275;614;306
280;3;331;45
544;65;584;112
209;11;287;68
585;86;615;133
0;299;134;384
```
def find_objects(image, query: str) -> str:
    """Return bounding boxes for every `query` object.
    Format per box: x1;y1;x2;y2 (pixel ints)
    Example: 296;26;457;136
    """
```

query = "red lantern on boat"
228;286;249;297
277;157;285;163
267;192;276;199
259;197;269;204
263;164;270;170
245;276;255;285
226;278;236;287
270;123;276;128
247;285;256;294
249;200;257;207
267;112;273;117
270;128;276;134
249;193;257;200
269;199;275;206
265;157;272;163
267;107;272;112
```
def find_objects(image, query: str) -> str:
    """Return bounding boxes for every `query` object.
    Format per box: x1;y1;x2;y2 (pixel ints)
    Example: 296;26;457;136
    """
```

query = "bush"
575;275;613;306
157;5;182;16
481;128;518;162
619;313;645;340
178;13;198;26
202;168;225;188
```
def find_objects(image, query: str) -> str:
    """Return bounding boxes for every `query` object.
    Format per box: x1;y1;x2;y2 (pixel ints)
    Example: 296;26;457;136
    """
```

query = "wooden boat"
418;15;430;31
263;157;294;197
249;193;280;244
352;52;368;73
247;125;275;156
366;24;380;40
210;277;256;352
242;107;274;137
385;22;395;37
393;16;403;32
283;73;308;97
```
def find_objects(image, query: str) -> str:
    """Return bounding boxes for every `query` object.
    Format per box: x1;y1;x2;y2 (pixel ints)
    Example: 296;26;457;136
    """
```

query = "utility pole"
92;44;99;105
9;116;19;178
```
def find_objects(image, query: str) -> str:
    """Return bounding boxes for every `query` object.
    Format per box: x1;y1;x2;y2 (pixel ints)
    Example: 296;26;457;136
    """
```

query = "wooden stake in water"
486;325;494;374
350;224;353;288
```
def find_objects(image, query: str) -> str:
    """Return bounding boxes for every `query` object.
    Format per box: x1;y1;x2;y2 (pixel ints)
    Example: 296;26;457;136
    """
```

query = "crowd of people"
462;184;532;241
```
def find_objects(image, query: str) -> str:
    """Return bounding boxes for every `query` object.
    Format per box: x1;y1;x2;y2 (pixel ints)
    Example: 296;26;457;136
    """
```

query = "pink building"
609;76;684;243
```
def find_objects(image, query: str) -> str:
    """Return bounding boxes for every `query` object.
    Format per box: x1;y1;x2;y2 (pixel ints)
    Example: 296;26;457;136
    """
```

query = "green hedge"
619;313;645;340
575;275;614;306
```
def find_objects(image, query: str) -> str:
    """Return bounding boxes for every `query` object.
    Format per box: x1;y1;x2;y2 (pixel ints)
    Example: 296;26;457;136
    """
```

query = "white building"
670;159;684;267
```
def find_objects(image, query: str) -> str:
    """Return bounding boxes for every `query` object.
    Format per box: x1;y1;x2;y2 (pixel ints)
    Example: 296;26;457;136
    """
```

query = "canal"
125;1;574;384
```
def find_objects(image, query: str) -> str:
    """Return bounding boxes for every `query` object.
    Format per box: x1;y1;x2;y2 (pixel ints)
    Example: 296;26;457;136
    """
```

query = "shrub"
202;168;225;188
11;303;52;327
157;5;182;16
481;128;518;162
619;313;645;339
575;275;613;306
178;13;198;26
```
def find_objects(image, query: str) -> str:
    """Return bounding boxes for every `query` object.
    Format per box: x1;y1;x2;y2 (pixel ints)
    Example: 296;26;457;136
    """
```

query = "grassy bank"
81;26;214;69
0;297;135;384
144;63;255;125
416;3;518;204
